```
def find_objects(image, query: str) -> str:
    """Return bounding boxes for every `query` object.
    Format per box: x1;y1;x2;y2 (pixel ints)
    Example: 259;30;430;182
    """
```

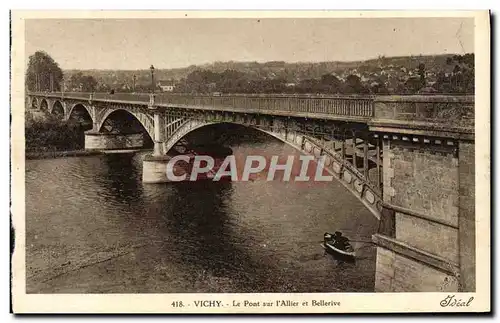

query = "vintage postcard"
11;10;490;313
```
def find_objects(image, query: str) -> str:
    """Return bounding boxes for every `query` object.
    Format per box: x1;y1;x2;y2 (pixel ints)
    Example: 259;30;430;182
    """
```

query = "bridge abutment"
371;96;475;292
374;138;462;292
458;141;475;292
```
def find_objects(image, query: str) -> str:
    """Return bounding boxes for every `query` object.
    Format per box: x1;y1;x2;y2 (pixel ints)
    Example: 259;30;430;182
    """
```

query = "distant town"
30;53;474;95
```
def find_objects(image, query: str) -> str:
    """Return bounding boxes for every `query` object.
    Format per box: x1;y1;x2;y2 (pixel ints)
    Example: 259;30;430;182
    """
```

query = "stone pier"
84;131;144;150
142;154;172;183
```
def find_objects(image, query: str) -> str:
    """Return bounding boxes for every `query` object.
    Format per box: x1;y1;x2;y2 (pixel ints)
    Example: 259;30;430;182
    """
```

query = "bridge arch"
97;108;155;142
68;103;93;122
51;100;65;117
163;119;382;219
39;98;49;111
30;97;38;109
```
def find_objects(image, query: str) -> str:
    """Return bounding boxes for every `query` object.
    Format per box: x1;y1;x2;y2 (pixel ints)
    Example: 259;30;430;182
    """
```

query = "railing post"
363;138;369;179
376;135;382;192
149;93;156;107
352;130;357;170
341;131;346;161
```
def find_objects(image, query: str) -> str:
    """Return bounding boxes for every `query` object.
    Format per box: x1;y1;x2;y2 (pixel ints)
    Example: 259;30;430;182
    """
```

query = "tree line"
173;69;374;94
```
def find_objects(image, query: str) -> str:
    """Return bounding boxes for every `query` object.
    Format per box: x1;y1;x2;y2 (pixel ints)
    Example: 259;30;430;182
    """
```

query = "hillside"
64;54;459;87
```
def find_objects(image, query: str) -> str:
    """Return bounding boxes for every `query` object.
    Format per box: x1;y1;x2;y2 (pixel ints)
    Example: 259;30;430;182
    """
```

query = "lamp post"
133;74;136;93
61;76;65;98
36;72;40;92
34;66;39;92
150;65;155;93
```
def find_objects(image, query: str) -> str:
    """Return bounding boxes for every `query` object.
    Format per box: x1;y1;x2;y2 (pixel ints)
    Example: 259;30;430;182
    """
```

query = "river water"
25;129;378;293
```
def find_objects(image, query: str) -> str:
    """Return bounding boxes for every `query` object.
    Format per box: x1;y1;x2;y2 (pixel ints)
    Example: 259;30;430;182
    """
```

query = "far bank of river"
25;148;153;160
25;149;101;160
25;110;89;156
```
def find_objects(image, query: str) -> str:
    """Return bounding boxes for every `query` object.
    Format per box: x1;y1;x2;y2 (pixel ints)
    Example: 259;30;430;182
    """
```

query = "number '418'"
172;301;184;307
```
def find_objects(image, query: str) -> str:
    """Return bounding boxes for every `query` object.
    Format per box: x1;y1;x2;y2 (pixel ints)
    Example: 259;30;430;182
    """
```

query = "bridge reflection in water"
27;91;475;293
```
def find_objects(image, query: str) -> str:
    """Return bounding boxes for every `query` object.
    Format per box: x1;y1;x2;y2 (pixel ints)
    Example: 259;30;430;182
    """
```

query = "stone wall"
376;139;466;292
375;245;459;292
458;141;476;291
386;141;459;226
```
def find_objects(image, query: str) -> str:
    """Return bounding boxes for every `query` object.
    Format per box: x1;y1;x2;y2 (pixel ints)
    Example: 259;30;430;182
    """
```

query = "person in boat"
332;231;350;251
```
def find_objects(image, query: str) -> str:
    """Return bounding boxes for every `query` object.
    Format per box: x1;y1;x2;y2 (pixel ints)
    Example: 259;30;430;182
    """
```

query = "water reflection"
95;152;144;204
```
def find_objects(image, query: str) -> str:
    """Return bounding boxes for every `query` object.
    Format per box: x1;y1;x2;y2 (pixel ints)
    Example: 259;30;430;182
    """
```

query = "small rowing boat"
322;232;356;262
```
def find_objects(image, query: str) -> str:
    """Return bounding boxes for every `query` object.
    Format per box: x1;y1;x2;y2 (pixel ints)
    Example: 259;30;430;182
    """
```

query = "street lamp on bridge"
61;76;65;97
50;72;54;92
150;65;155;94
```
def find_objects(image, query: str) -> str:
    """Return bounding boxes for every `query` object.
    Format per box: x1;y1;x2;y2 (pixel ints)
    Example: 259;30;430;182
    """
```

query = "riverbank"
26;148;154;160
25;149;102;160
25;110;91;159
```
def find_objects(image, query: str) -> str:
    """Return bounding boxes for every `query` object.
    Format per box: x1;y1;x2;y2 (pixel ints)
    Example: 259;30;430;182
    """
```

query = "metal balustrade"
162;93;374;117
27;91;474;123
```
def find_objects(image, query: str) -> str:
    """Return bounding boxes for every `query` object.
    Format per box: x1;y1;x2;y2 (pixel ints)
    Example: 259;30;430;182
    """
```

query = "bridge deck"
30;92;375;122
29;91;475;130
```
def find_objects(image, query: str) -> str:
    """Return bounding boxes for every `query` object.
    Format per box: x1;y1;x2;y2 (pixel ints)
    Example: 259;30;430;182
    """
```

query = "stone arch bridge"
27;91;475;294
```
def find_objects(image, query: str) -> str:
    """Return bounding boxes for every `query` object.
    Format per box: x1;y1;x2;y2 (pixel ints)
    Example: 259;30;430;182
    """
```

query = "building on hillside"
207;82;217;91
157;80;176;92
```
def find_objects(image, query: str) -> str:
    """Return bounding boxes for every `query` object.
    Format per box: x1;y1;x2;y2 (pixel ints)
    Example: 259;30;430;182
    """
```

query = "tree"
436;54;474;94
81;75;98;92
343;75;367;94
404;76;423;94
369;80;389;94
320;74;341;93
68;72;98;92
25;51;64;92
217;69;246;92
184;70;220;93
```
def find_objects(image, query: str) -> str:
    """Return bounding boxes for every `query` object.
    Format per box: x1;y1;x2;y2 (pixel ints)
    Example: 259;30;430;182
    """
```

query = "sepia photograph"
10;10;490;313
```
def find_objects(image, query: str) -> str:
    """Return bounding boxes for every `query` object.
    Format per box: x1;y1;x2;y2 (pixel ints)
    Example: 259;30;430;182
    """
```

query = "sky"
25;18;474;70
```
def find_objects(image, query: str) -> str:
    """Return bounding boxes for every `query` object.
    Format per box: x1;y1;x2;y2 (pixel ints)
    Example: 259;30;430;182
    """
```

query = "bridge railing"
30;91;375;118
28;92;474;127
35;92;152;103
93;92;151;102
373;95;475;129
154;93;375;118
